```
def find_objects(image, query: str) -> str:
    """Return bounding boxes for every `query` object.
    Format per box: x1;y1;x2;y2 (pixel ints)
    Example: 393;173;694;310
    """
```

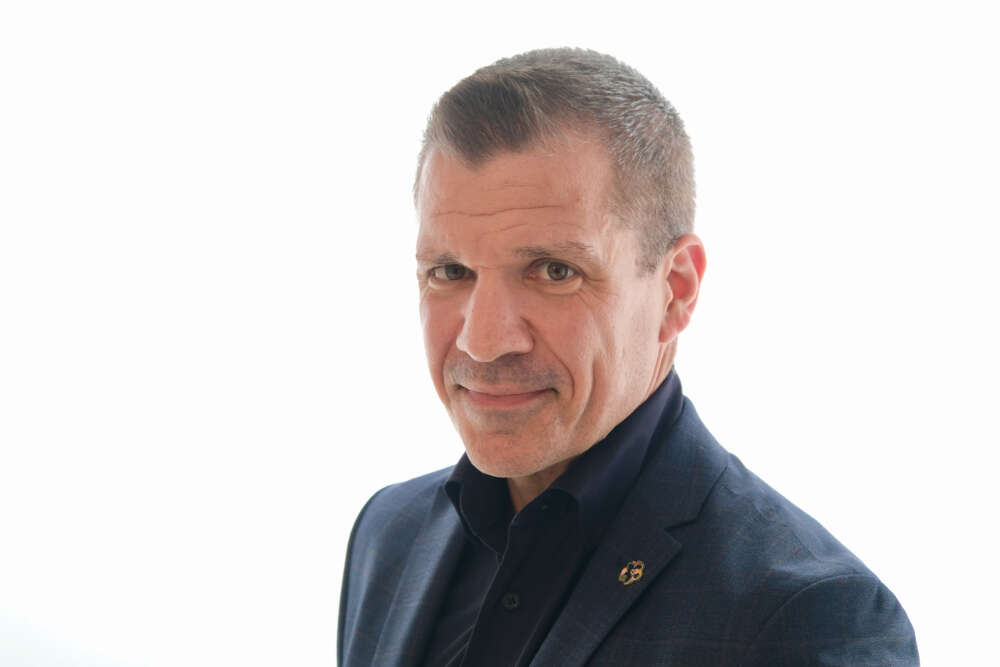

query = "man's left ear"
659;233;707;343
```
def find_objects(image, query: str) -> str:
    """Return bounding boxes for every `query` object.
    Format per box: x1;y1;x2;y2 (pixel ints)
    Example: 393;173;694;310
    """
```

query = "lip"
460;386;551;409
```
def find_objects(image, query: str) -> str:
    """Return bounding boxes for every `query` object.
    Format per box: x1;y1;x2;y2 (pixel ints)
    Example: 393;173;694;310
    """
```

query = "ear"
659;233;706;343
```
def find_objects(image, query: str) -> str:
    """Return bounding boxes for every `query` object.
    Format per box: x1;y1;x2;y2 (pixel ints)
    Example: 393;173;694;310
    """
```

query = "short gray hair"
415;48;695;273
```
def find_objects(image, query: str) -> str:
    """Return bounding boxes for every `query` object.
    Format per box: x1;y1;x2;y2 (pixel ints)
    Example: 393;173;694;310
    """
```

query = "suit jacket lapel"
372;486;465;667
532;399;729;666
532;489;683;666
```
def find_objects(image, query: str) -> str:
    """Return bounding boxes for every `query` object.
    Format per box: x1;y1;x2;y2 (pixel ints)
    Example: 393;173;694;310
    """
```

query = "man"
339;48;918;666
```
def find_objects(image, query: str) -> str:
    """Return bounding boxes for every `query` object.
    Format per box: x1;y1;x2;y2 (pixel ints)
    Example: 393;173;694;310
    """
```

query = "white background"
1;1;997;665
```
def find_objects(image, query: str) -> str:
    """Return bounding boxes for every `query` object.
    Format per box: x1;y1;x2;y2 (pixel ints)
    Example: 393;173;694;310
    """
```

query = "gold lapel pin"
618;560;645;586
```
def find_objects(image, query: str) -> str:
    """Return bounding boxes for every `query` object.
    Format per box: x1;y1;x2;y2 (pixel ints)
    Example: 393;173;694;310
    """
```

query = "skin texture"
416;133;705;511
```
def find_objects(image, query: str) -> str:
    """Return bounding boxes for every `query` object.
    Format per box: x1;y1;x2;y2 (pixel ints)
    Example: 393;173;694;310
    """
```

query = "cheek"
540;304;612;394
421;298;459;379
577;299;649;390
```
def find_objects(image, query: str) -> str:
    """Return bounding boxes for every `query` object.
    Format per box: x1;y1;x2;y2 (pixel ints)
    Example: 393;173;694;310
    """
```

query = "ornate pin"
618;559;645;586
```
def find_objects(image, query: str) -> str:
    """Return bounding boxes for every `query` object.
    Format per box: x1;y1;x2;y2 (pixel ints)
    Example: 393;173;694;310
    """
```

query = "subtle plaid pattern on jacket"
338;398;918;666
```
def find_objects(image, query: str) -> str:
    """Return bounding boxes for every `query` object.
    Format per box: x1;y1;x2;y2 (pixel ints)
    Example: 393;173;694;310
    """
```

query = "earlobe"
659;234;706;343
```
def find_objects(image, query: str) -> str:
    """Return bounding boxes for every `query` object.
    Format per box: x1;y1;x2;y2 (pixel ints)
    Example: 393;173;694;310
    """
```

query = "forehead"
416;137;621;262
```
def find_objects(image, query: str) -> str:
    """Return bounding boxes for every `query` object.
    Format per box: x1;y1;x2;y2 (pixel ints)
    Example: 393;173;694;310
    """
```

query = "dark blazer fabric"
339;399;919;666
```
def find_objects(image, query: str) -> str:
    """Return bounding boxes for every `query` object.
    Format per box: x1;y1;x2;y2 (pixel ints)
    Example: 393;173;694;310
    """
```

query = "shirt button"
501;592;520;611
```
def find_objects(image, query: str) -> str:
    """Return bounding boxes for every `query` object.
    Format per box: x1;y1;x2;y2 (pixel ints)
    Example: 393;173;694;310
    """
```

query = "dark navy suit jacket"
339;398;918;665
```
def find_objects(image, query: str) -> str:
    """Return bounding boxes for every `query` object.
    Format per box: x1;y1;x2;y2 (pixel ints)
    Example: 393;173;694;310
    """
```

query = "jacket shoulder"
626;399;918;663
343;465;453;577
710;460;918;663
353;467;453;543
661;400;885;587
741;571;919;665
338;466;452;665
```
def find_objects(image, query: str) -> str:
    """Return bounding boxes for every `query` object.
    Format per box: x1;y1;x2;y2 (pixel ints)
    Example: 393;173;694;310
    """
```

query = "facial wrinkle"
432;204;565;218
447;354;562;391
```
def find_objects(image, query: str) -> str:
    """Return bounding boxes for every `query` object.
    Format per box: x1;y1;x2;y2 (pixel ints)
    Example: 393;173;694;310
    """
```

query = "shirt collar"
445;455;512;554
445;370;684;552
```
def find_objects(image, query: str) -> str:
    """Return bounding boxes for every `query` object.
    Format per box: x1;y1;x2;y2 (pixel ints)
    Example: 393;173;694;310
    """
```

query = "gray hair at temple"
414;47;695;274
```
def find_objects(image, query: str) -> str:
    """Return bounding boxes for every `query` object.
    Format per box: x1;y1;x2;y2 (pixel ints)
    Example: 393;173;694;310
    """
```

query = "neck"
506;459;574;512
646;341;677;398
505;344;679;513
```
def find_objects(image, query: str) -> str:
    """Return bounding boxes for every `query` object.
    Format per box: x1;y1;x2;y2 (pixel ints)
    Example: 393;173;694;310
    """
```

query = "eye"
537;261;576;281
429;263;469;281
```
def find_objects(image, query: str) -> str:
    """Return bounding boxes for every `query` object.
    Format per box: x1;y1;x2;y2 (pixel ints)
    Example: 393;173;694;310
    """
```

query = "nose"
455;274;533;363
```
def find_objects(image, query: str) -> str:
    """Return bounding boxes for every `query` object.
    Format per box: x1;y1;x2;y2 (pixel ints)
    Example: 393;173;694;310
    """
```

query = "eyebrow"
415;241;597;266
415;251;460;265
513;241;598;263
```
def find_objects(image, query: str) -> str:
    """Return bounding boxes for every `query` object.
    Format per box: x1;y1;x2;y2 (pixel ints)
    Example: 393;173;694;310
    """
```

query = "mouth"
459;386;552;409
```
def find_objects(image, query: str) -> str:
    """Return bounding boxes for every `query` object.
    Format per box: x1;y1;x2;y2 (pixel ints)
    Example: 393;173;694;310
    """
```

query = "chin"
462;425;585;482
460;433;556;479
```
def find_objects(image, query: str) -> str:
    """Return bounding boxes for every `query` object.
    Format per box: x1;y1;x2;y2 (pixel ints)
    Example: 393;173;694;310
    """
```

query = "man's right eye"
430;264;469;281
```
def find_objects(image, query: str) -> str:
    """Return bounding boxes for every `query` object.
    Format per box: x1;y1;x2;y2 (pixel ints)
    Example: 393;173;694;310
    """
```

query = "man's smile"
459;386;554;409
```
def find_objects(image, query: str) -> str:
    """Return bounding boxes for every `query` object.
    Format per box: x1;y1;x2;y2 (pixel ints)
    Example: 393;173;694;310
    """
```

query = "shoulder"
709;459;917;662
636;399;919;662
709;451;871;582
338;466;454;663
341;466;453;599
349;466;453;550
656;399;878;584
740;570;918;664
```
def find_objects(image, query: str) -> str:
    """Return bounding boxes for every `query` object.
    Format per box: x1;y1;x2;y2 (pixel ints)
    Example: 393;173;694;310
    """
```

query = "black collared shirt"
422;371;684;666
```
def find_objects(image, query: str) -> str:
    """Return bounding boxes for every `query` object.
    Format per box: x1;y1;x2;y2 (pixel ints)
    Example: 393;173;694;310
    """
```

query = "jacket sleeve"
741;574;919;666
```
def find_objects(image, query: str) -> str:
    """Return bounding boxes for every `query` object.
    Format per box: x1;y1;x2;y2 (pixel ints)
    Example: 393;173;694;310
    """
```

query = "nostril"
456;314;533;363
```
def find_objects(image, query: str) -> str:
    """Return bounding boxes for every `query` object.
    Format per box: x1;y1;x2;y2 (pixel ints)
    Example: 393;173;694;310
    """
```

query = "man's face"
416;134;672;482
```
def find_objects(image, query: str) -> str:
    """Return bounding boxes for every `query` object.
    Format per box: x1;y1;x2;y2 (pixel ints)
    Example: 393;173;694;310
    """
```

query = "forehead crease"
431;203;564;218
417;211;605;262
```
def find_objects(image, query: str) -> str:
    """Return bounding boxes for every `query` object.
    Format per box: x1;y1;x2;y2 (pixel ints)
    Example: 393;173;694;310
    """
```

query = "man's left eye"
538;261;576;281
